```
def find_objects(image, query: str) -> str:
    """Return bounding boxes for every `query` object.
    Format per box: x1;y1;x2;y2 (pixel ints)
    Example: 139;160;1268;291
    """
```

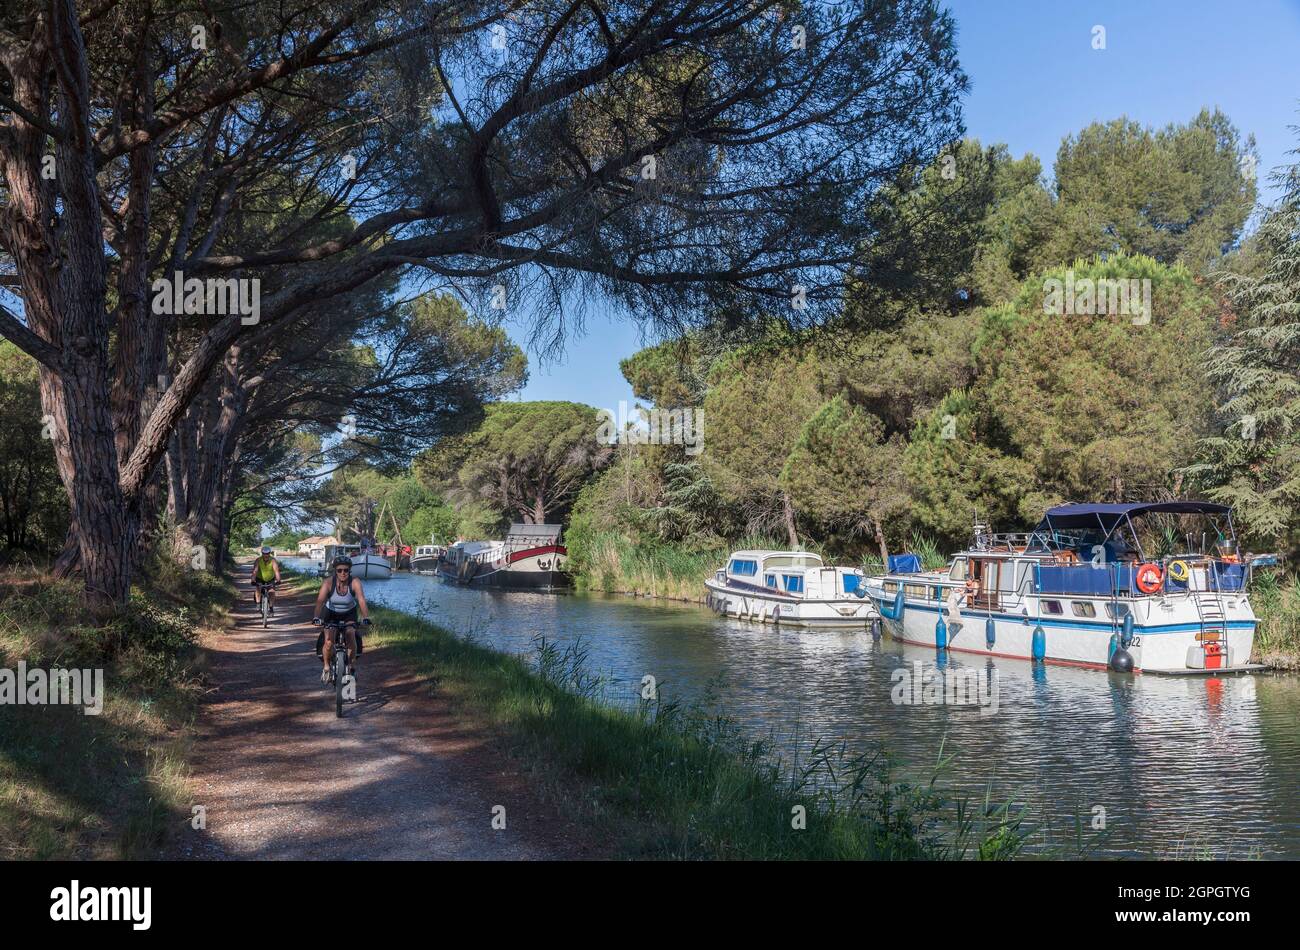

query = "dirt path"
169;576;600;860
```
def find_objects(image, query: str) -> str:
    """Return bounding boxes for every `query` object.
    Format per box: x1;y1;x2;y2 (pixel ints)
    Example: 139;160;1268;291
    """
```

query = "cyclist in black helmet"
311;555;371;684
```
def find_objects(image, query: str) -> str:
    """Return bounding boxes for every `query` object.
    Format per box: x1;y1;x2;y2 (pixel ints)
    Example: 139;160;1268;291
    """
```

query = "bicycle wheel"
335;647;347;717
261;590;270;627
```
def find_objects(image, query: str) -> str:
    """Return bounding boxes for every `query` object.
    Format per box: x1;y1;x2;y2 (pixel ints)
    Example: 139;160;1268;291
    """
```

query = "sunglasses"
335;568;350;574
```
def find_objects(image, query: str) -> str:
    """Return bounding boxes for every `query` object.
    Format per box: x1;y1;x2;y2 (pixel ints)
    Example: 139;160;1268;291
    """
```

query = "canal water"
290;560;1300;858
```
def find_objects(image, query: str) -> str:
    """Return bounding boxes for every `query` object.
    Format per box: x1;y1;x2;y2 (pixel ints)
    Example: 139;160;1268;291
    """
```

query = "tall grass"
0;561;230;859
1247;571;1300;669
367;598;1031;860
573;530;724;602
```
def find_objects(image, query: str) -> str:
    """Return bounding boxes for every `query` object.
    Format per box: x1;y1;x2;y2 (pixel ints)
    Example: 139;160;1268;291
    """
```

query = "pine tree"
1185;140;1300;549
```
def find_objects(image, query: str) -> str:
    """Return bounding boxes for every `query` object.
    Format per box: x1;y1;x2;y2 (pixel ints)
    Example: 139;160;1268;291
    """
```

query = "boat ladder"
1192;580;1227;638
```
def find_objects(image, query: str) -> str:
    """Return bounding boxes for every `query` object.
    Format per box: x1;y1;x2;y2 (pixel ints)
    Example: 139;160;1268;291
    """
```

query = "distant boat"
438;524;570;590
352;544;392;580
410;542;444;575
704;549;878;627
322;541;391;579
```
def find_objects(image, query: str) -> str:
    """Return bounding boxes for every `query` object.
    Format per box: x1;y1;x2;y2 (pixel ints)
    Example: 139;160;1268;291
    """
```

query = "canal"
289;559;1300;858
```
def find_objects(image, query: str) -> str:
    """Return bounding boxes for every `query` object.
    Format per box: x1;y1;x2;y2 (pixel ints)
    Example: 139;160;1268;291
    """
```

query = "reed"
1246;571;1300;669
571;530;723;602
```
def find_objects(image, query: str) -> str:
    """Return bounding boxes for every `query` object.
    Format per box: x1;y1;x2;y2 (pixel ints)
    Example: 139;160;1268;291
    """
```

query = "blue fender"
935;615;948;650
985;617;996;648
1031;625;1046;662
1121;613;1135;649
1108;632;1119;664
879;588;906;621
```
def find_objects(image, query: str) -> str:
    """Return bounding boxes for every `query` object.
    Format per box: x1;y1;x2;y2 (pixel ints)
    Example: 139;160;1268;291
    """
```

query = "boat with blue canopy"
863;501;1268;673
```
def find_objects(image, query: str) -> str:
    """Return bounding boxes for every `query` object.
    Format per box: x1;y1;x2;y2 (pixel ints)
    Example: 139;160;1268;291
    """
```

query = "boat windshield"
762;554;823;570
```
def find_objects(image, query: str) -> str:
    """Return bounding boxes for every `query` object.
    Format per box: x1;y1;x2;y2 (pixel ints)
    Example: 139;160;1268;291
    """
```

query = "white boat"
437;525;569;590
863;501;1266;674
410;542;444;574
352;551;392;580
321;541;391;579
704;549;879;627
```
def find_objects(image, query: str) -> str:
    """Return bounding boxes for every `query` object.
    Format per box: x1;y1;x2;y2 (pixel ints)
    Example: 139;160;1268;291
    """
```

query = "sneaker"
320;666;330;684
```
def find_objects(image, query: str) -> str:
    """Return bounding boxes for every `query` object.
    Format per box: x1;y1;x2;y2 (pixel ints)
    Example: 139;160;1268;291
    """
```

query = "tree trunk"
782;491;799;548
873;517;890;568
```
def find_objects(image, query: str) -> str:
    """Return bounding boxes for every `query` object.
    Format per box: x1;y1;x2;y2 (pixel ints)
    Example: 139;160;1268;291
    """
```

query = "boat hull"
351;555;392;580
409;555;438;575
704;579;878;628
869;592;1255;673
436;564;569;590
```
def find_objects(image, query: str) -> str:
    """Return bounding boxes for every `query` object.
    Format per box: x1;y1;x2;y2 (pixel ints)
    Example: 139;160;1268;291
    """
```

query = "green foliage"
780;395;910;556
1050;110;1256;270
1184;144;1300;552
429;401;614;525
702;342;822;538
0;343;68;556
403;502;460;545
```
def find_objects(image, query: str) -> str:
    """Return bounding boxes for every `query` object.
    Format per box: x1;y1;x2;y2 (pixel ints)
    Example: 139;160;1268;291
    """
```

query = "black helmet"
332;556;353;570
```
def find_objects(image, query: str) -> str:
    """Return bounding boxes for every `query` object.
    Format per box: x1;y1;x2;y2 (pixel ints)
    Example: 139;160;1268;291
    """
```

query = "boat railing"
972;531;1040;553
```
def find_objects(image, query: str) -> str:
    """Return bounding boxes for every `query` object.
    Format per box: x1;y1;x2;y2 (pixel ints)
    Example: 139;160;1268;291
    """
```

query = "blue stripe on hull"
869;597;1254;635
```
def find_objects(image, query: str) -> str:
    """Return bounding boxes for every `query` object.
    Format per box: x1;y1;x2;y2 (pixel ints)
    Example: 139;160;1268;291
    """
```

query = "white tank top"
327;577;358;611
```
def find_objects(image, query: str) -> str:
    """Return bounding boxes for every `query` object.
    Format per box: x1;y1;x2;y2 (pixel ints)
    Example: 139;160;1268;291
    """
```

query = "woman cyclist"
312;556;371;684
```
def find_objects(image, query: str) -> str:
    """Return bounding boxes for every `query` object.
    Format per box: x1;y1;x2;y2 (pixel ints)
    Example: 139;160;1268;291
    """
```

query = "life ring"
1135;562;1163;594
1167;560;1190;583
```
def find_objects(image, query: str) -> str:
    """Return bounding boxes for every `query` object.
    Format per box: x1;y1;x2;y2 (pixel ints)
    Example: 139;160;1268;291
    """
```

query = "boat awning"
1037;501;1231;531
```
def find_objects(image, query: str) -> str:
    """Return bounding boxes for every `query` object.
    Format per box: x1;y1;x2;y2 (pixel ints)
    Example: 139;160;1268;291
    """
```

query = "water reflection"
286;559;1300;857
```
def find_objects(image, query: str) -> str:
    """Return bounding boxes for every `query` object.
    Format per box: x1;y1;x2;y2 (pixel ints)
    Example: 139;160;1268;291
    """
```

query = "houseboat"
704;550;879;627
438;524;569;590
863;501;1265;674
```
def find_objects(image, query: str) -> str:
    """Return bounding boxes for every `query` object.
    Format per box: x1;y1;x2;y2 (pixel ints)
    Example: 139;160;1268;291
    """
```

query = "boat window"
783;574;804;593
904;584;925;598
1042;600;1063;615
765;574;777;589
1104;603;1131;619
931;586;943;601
764;554;823;570
1071;601;1097;618
884;581;898;593
729;559;758;576
948;557;968;582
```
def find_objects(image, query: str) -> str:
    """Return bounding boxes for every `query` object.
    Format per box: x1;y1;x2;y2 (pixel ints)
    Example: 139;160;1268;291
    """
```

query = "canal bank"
287;559;1300;859
280;567;1029;859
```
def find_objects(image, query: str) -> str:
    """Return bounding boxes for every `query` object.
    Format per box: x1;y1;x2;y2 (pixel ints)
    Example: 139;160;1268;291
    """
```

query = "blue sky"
508;0;1300;412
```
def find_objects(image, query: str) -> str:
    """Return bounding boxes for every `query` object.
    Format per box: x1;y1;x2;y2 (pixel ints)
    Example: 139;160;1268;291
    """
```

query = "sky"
507;0;1300;413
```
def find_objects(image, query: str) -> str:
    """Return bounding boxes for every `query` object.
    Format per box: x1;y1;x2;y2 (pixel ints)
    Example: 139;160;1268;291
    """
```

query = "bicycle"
315;617;370;717
255;581;277;627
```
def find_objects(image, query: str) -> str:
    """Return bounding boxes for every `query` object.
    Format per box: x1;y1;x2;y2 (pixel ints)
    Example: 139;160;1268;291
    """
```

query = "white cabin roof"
729;550;825;566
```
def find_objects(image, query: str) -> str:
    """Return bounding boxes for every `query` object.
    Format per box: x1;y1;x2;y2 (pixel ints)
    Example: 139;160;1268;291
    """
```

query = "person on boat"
945;584;966;635
311;555;372;683
250;545;281;616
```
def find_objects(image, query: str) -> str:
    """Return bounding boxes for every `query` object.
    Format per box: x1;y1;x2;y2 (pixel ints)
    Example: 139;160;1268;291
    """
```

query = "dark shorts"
323;607;358;624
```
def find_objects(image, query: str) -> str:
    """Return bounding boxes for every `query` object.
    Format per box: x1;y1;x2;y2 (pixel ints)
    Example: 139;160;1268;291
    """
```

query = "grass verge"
0;559;232;859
